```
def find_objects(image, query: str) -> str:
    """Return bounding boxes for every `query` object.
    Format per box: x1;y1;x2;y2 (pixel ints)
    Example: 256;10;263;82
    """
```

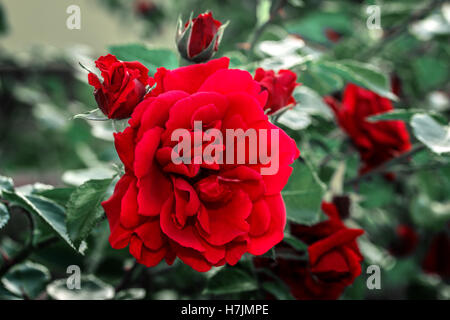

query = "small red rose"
253;68;298;115
88;54;152;119
255;201;364;300
325;84;411;174
422;231;450;278
389;224;419;257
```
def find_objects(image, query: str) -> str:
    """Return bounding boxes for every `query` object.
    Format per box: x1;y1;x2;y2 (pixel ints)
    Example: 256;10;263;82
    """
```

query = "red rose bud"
389;225;419;257
391;73;402;97
422;231;450;278
254;202;364;300
134;0;156;16
254;68;299;115
324;84;411;175
88;54;151;119
325;28;342;43
176;12;227;63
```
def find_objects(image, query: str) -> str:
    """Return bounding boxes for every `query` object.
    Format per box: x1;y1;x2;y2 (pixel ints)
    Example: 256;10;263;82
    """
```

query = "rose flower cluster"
96;57;300;272
81;11;424;299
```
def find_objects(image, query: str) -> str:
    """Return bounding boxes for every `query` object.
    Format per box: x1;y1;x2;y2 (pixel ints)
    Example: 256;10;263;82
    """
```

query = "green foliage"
46;275;114;300
282;158;326;225
411;114;450;154
1;262;50;299
66;178;114;250
108;44;179;75
262;281;295;300
0;202;9;230
204;267;258;295
315;60;397;100
1;190;84;253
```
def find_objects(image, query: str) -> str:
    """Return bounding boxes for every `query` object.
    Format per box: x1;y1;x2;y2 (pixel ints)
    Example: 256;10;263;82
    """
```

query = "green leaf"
368;109;446;123
66;178;114;250
316;60;397;100
73;108;108;121
108;44;178;75
62;167;116;187
413;57;448;92
286;11;351;44
301;63;344;96
411;114;450;154
1;262;50;299
0;175;13;196
0;284;21;300
282;158;326;225
256;0;271;27
262;281;295;300
2;190;83;253
204;267;258;295
283;233;308;252
115;288;146;300
35;187;75;207
0;202;10;229
46;275;114;300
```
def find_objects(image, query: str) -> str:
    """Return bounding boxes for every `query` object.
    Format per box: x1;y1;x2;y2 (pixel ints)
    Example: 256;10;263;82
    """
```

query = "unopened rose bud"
87;54;152;119
176;12;228;63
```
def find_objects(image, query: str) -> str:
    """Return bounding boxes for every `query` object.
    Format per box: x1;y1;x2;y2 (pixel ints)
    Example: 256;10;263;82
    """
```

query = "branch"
0;237;58;278
344;144;427;187
249;0;287;53
114;261;140;293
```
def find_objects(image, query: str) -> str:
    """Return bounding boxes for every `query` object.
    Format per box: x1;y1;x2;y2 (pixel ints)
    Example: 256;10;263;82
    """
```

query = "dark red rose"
325;84;411;174
88;54;152;119
134;0;157;16
422;231;450;278
253;68;298;115
324;28;342;43
255;202;364;300
389;224;419;257
391;74;402;97
102;57;300;272
177;12;223;62
332;195;351;220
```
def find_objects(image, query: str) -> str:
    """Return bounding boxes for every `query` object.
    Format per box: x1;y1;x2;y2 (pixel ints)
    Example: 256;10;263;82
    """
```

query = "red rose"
422;231;450;278
88;54;151;119
253;68;298;115
255;202;364;300
324;28;342;43
134;0;156;16
325;84;411;174
177;12;223;62
102;57;300;272
389;224;419;257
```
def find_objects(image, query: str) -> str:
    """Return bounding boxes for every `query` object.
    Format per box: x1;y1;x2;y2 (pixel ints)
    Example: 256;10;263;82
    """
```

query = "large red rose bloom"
325;84;411;174
102;57;300;272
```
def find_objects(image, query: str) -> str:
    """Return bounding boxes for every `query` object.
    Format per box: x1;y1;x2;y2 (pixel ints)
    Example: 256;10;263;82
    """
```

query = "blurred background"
0;0;449;300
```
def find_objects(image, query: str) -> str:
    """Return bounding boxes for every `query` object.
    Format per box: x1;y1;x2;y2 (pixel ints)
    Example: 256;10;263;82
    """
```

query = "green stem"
344;144;427;187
